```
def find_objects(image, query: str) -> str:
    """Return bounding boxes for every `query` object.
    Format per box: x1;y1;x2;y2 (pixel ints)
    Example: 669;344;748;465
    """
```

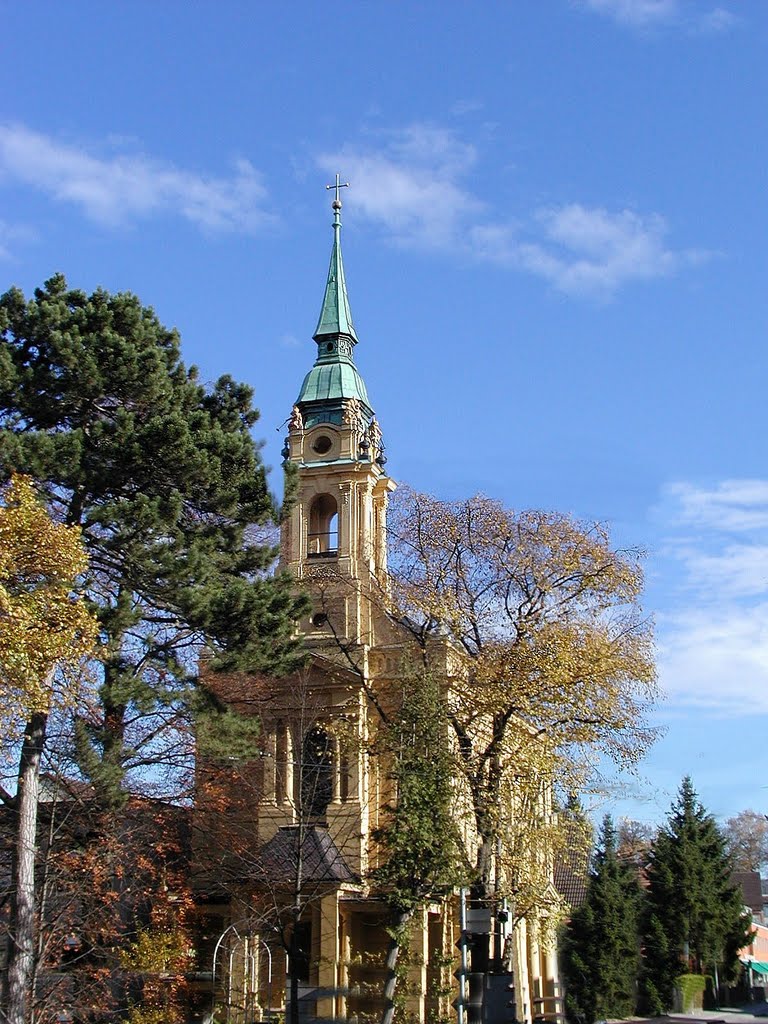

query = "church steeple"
280;180;394;610
313;177;359;345
295;179;373;431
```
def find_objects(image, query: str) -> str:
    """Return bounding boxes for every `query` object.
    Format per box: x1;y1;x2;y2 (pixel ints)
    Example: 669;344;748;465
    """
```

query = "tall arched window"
308;494;338;557
301;727;333;820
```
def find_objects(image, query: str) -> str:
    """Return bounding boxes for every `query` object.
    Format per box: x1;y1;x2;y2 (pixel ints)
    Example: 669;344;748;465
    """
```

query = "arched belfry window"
301;727;333;820
308;494;338;557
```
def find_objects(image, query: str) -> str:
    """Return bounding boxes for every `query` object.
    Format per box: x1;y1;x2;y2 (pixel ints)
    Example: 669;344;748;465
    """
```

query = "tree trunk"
380;909;414;1024
5;711;48;1024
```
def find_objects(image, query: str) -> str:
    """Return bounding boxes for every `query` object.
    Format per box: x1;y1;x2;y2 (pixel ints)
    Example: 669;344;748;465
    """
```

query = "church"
192;183;564;1024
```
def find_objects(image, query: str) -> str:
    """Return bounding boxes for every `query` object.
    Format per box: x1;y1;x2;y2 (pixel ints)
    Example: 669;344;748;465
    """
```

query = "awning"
744;960;768;975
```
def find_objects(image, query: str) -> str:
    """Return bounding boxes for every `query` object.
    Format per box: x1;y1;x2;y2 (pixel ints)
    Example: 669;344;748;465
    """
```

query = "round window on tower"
312;435;333;455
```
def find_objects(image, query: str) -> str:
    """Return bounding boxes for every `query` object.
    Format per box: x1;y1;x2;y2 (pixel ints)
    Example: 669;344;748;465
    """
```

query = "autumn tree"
616;817;656;870
639;778;752;1015
0;474;98;1024
0;273;308;805
384;488;657;974
562;815;642;1024
725;809;768;873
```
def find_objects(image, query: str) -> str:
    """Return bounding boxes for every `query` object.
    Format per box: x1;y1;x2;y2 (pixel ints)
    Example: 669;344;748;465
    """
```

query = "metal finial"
326;173;349;216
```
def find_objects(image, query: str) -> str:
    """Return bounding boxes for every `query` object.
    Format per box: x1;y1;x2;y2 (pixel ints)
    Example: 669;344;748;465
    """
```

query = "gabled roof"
255;825;356;885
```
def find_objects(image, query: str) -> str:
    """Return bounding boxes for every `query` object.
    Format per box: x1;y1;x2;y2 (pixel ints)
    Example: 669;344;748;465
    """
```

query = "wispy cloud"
320;123;705;298
580;0;680;25
659;603;768;712
319;125;483;250
666;479;768;532
0;219;37;260
698;7;739;34
653;478;768;712
474;205;705;297
0;123;272;234
579;0;738;32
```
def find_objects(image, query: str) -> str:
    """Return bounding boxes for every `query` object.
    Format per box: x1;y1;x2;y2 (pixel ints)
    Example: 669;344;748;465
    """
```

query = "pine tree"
562;815;641;1024
0;274;308;804
639;777;752;1015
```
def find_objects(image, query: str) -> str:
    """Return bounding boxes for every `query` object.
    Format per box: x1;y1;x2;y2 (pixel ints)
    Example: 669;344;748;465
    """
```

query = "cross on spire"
326;173;349;208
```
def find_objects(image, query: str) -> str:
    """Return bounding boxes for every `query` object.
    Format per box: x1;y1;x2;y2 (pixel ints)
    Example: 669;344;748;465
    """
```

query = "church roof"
255;825;356;885
297;359;371;408
313;192;358;344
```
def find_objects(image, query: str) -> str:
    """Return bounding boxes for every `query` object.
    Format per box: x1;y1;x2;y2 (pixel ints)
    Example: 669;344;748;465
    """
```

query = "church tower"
280;179;395;648
193;186;564;1024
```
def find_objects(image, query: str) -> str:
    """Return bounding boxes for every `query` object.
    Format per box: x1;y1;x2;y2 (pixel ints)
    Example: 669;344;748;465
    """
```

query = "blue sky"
1;0;766;828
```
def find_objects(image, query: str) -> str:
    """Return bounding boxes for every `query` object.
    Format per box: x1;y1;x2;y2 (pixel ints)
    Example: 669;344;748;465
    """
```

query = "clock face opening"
312;434;333;455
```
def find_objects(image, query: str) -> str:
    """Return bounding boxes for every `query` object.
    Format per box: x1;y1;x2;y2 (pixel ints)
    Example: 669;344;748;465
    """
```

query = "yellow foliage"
120;927;190;974
388;487;657;765
385;487;658;895
0;475;98;730
126;1008;172;1024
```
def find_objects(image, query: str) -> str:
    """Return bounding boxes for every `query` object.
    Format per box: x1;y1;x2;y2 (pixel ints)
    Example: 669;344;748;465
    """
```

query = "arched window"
301;727;333;820
307;494;338;557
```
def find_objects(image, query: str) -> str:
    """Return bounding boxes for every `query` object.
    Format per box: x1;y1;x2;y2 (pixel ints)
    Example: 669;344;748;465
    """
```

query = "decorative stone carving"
368;417;382;450
342;397;365;433
288;404;304;432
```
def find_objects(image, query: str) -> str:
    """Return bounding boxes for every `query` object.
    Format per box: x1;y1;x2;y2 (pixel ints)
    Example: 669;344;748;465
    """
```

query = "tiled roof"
554;846;590;910
254;825;356;886
733;870;764;914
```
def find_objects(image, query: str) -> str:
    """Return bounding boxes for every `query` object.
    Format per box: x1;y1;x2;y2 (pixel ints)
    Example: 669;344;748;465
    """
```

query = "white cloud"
675;544;768;599
580;0;680;26
667;479;768;532
476;205;705;298
652;478;768;712
320;125;703;298
0;123;271;234
580;0;739;32
319;125;483;249
658;603;768;713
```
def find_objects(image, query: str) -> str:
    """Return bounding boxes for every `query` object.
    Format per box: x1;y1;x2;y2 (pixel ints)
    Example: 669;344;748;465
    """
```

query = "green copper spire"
296;178;373;428
313;176;359;344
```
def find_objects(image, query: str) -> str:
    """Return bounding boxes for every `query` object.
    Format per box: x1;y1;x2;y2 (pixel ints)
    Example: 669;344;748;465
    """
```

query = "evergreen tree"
0;274;308;804
639;777;752;1015
372;667;467;1024
562;815;641;1024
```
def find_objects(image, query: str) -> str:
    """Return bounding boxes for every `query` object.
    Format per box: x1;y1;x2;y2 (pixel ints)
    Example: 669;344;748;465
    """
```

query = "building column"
331;734;342;804
529;929;542;1021
316;893;339;1020
264;728;277;802
281;723;294;808
405;906;429;1024
513;918;532;1024
544;942;562;1021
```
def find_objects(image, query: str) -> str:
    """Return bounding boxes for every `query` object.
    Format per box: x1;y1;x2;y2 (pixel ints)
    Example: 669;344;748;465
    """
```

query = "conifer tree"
639;777;752;1015
0;274;308;804
562;815;641;1024
372;667;467;1024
